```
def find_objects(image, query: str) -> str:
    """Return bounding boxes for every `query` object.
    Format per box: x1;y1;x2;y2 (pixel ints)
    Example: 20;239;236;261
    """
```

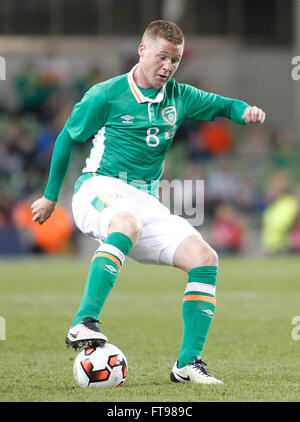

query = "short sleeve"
65;84;108;142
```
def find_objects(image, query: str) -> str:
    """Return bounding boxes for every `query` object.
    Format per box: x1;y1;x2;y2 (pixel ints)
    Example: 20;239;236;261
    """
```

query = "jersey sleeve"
43;84;108;201
65;83;108;142
43;126;75;202
181;84;250;125
217;96;250;125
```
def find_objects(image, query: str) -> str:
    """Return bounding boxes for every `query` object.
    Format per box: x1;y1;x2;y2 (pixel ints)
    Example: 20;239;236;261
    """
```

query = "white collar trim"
128;64;165;104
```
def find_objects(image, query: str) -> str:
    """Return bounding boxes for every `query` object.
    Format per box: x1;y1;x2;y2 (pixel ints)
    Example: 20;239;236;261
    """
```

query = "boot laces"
192;358;212;377
82;318;101;333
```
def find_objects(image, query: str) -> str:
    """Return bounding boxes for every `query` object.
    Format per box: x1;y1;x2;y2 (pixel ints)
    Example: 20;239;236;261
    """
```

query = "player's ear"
138;42;146;58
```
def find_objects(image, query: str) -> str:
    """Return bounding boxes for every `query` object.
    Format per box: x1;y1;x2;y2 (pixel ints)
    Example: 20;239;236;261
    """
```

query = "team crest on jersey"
161;106;177;126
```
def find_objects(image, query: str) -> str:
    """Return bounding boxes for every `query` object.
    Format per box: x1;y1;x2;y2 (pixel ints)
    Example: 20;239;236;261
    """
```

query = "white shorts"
72;175;201;266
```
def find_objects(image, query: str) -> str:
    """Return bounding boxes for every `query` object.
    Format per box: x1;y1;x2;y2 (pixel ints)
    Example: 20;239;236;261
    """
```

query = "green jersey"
44;64;250;201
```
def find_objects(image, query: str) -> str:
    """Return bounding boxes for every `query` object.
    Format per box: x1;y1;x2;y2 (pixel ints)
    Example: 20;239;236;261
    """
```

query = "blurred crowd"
1;53;300;256
163;107;300;256
0;52;103;255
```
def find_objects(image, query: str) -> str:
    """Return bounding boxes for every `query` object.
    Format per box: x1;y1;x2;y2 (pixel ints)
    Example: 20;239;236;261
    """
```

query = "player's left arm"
180;85;265;125
217;96;265;125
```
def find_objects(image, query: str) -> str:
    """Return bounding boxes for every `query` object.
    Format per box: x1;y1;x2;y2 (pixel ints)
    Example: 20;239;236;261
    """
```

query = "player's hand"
242;106;265;124
31;196;56;225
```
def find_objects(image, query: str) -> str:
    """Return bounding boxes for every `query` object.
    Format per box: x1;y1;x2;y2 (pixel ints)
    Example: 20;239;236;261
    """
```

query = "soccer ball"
73;343;128;388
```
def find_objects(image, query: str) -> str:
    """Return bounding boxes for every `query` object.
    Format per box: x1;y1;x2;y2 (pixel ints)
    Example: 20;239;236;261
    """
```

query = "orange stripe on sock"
183;295;216;306
91;252;122;272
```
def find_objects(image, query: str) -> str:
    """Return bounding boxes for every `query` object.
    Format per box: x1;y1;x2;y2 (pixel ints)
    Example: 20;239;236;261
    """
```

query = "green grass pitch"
0;255;300;402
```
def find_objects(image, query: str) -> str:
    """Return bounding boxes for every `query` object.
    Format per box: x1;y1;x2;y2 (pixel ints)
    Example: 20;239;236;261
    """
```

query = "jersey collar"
128;64;165;104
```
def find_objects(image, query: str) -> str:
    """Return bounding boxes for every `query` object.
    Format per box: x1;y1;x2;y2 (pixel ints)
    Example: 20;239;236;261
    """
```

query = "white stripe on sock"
184;282;216;297
96;243;126;265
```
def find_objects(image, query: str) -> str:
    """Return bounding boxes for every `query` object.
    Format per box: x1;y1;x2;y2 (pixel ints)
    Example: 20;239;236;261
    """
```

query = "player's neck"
133;64;155;89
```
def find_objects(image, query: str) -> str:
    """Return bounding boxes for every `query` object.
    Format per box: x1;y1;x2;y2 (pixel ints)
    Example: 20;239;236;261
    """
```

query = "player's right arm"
31;84;107;225
31;127;75;224
31;196;57;225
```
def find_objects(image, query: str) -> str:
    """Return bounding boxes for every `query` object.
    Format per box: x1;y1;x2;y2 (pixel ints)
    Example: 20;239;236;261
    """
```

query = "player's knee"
200;245;218;267
174;238;218;272
188;242;218;269
109;212;143;244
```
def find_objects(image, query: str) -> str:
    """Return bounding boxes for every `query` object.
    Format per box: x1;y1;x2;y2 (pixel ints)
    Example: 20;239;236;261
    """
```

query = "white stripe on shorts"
184;282;216;297
96;244;126;266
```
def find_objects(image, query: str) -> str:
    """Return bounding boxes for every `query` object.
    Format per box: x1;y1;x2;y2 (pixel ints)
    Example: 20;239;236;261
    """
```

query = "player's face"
138;37;184;89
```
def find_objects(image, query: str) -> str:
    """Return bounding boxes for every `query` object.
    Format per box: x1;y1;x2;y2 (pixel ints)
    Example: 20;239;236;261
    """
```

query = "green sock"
177;266;218;368
72;232;133;326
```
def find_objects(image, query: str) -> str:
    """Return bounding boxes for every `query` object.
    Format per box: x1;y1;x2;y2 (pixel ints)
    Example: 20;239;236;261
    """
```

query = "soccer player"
31;20;265;384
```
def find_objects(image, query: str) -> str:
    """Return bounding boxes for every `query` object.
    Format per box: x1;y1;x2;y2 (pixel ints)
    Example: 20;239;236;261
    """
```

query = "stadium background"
1;1;300;258
0;1;299;258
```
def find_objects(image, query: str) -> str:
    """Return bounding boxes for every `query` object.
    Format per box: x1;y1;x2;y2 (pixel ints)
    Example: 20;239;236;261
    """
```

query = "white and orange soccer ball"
73;343;128;388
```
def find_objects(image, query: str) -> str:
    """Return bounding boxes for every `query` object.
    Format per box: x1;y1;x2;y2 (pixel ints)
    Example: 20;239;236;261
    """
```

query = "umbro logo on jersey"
121;115;134;124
